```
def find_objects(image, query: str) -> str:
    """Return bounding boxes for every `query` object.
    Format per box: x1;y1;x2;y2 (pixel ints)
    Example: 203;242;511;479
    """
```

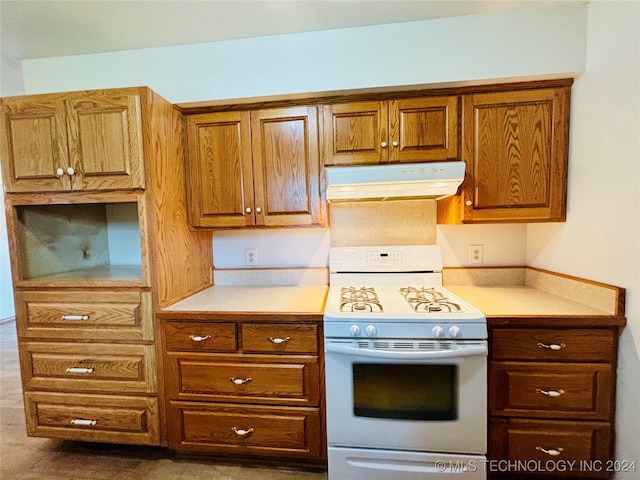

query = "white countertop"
163;284;328;314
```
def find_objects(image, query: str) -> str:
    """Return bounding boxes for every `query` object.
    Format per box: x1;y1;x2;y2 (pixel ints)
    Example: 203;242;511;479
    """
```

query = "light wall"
526;1;639;474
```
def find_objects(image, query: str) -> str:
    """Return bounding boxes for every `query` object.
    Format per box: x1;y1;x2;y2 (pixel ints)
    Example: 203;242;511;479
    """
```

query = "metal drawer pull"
537;342;566;350
65;367;94;374
536;388;565;397
232;427;254;436
229;377;252;385
536;447;564;456
268;336;291;344
71;419;97;426
61;315;90;321
189;335;212;342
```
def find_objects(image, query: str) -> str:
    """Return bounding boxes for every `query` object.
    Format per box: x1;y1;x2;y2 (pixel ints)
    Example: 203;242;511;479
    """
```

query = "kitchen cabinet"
438;86;570;223
162;318;325;464
322;96;459;165
2;86;213;447
185;106;321;228
1;89;145;193
488;326;618;479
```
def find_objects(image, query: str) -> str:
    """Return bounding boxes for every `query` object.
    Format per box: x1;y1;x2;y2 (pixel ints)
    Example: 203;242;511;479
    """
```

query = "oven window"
353;363;457;420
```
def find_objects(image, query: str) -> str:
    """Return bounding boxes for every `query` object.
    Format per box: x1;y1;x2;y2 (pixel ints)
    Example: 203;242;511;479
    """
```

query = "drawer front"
242;323;318;354
490;328;615;362
17;290;153;341
166;354;320;406
164;321;237;352
24;391;160;445
21;342;157;394
489;418;611;478
490;362;612;420
168;402;322;459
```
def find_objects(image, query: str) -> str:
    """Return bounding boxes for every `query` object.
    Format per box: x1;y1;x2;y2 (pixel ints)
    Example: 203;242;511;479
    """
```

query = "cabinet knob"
392;141;398;147
256;207;262;213
537;342;566;351
536;447;564;456
71;418;98;426
56;167;65;177
189;335;212;342
232;427;254;436
380;141;388;148
66;367;94;374
465;200;473;206
61;315;90;321
245;207;252;214
269;336;291;344
67;167;76;176
536;388;565;397
229;377;252;385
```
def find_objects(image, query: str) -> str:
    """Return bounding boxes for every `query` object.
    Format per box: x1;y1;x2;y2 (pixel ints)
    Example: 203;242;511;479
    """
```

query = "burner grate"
339;286;383;312
400;286;462;313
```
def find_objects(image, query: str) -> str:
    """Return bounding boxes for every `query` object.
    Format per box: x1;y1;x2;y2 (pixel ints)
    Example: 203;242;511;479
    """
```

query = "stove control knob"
448;326;462;338
349;325;361;337
431;326;445;338
365;325;377;337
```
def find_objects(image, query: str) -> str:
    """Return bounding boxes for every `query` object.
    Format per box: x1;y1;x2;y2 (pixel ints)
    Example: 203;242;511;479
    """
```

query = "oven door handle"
325;343;487;360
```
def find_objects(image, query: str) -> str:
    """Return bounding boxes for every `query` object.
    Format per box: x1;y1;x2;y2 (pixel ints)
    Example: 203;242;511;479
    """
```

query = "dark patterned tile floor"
0;320;327;480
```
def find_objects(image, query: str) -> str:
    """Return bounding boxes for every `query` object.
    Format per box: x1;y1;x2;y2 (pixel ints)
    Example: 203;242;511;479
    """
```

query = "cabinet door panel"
0;96;71;192
66;93;145;190
460;88;569;222
391;96;459;162
322;102;388;165
251;107;320;226
185;111;254;227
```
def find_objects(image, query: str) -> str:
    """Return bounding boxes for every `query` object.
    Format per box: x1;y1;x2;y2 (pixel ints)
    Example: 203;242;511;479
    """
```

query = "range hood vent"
325;161;465;203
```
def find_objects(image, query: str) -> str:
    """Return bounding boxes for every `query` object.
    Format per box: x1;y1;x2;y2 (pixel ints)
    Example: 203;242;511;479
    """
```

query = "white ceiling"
0;0;583;60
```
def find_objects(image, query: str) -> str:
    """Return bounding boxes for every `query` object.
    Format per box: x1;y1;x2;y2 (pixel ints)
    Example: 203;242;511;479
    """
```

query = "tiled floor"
0;320;328;479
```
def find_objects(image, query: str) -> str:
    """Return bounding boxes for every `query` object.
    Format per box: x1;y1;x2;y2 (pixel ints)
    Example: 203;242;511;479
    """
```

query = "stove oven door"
325;339;487;456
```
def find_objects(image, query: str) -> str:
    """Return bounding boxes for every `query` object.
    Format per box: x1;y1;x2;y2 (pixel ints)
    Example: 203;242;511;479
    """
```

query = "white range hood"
325;161;465;202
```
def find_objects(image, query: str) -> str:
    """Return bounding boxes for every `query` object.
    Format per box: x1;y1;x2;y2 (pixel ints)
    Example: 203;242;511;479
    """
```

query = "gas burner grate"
400;286;462;313
339;286;383;312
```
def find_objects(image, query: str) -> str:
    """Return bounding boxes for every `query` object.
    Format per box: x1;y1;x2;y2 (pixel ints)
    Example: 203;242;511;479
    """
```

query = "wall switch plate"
245;248;257;266
469;244;483;264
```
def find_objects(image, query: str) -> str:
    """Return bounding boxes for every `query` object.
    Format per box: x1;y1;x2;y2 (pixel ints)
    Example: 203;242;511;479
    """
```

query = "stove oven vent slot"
355;340;457;351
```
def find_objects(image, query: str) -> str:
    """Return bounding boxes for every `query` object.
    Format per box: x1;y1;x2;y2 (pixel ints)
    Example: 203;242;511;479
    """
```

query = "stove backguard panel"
329;199;436;247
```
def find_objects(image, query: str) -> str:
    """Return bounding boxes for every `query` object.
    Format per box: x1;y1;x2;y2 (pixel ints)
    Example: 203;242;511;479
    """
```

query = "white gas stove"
324;245;487;340
324;245;488;480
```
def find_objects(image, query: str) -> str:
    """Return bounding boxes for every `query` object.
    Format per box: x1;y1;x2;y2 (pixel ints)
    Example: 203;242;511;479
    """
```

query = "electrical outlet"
245;248;258;266
469;244;484;264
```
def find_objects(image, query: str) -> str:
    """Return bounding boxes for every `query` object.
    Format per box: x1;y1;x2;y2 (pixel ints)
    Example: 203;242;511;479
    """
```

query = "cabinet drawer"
21;342;156;394
490;362;612;420
168;402;322;459
24;391;160;445
490;328;615;362
489;418;611;478
166;353;319;406
164;321;237;352
241;323;318;354
17;290;153;341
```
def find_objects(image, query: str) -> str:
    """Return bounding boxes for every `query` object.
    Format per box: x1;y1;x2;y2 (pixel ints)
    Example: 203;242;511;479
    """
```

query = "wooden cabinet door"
185;111;254;227
65;92;145;190
391;96;459;162
0;94;72;192
322;101;389;165
251;106;321;226
460;87;570;222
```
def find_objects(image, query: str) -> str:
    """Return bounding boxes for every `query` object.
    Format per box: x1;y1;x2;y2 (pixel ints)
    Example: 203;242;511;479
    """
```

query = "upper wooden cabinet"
322;96;459;166
1;89;145;193
186;106;321;228
438;87;570;223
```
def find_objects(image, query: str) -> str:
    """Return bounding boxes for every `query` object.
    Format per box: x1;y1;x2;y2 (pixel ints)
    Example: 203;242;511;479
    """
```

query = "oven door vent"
356;340;456;351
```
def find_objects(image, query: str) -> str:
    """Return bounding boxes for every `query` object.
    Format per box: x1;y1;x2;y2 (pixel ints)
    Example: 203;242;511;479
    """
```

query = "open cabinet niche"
14;201;144;283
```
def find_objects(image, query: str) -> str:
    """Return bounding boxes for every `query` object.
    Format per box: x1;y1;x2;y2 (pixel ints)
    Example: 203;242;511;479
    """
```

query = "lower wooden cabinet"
161;317;325;464
488;325;619;479
25;392;160;445
167;402;322;458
